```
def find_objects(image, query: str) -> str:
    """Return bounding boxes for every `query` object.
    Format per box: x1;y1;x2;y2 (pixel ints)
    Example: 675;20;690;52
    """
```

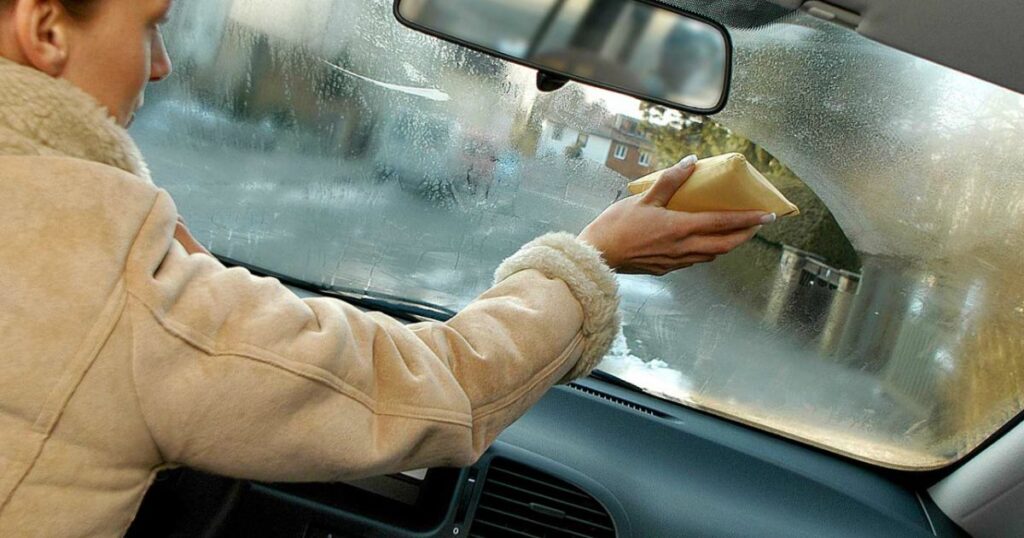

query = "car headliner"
660;0;1024;96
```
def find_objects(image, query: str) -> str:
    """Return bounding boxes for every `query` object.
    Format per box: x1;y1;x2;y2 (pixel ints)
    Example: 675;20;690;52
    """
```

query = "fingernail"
760;213;777;225
676;154;698;169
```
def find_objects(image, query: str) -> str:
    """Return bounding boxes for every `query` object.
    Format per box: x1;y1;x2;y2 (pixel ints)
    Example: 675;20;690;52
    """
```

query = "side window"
613;144;628;160
638;151;652;167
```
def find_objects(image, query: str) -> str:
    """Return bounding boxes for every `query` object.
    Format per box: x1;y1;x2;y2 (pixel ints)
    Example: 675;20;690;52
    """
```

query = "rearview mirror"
395;0;732;114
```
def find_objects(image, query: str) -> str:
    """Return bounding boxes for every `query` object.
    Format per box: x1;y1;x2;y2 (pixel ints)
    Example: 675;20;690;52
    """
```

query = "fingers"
682;226;761;256
618;254;717;276
683;210;775;235
656;254;717;267
641;154;698;207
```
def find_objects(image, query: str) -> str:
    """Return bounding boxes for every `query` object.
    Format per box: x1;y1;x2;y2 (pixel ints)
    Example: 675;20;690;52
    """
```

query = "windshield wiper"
588;369;646;393
216;254;456;323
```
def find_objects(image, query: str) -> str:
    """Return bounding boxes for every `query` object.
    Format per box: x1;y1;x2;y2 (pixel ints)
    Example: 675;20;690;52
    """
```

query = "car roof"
661;0;1024;95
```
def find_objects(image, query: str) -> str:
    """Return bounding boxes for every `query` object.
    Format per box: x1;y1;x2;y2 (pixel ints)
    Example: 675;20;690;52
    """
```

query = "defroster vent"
469;459;615;538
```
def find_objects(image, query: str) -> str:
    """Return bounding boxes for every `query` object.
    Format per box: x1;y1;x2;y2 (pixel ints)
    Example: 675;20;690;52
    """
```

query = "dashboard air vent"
470;459;615;538
568;383;670;418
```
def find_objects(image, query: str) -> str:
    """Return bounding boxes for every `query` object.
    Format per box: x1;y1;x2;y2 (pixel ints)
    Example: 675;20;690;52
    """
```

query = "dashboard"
130;374;966;537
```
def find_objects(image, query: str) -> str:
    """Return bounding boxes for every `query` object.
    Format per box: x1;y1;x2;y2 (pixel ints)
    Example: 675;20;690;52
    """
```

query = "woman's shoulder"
0;154;160;203
0;154;169;272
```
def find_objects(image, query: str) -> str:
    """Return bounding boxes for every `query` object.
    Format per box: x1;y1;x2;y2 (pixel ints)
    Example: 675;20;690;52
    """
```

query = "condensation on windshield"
137;0;624;308
608;7;1024;469
132;0;1024;470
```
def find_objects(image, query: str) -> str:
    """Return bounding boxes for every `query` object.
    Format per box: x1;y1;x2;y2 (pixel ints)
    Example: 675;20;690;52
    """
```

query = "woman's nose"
150;29;173;82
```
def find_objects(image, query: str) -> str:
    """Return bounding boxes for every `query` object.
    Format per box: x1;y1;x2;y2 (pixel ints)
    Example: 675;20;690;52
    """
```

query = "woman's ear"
12;0;72;76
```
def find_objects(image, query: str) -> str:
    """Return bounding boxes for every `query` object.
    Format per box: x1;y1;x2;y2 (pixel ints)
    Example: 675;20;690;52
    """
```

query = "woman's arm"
126;193;617;481
125;156;767;481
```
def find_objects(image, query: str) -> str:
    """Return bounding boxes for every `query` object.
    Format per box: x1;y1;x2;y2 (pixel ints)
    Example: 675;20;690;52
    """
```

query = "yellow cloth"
628;153;800;217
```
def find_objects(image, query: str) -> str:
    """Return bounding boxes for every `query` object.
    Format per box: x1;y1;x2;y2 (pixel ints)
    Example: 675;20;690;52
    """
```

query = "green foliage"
640;103;862;271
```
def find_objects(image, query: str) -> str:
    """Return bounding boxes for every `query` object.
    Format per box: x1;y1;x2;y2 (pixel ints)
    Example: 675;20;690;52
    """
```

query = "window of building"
639;151;652;167
614;144;628;160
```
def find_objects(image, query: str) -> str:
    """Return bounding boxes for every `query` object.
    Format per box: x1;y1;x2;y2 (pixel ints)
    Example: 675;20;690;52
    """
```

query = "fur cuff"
495;233;620;383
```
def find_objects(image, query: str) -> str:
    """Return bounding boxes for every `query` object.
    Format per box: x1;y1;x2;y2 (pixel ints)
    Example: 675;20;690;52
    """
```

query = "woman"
0;0;771;534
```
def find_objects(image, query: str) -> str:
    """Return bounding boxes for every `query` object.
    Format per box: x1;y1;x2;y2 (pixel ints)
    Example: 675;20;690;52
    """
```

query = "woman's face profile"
0;0;174;126
64;0;174;126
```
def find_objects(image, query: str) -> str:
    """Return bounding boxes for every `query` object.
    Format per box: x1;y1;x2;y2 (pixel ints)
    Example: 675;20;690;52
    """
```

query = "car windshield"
133;0;1024;470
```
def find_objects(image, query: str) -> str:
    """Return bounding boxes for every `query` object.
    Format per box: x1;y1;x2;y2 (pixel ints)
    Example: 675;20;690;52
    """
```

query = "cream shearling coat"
0;58;620;536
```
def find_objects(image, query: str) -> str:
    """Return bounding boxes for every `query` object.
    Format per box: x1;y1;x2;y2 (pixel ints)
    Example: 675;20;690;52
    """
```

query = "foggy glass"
397;0;729;111
131;0;1024;470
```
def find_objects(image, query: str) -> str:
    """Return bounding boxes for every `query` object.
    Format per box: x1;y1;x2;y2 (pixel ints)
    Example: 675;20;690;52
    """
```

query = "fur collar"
0;57;151;182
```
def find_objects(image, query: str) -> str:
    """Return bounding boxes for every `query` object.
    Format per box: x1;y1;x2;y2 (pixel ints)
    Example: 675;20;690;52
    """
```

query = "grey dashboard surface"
491;377;963;537
223;376;964;537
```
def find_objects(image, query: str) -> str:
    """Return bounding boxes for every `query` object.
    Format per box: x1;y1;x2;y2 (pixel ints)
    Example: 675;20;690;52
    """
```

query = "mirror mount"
536;70;570;93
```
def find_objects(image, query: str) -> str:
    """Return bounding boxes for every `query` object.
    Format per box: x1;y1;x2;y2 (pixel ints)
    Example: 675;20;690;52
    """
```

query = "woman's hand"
175;217;212;256
579;155;775;276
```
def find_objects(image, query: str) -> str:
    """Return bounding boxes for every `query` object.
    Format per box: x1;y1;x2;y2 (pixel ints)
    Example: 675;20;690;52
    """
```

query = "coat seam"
123;186;172;460
128;290;475;428
126;297;170;464
31;286;129;433
0;286;130;517
471;332;585;421
121;188;164;279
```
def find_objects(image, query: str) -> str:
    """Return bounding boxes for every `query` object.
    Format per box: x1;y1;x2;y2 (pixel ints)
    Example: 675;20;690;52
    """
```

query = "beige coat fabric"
0;58;621;536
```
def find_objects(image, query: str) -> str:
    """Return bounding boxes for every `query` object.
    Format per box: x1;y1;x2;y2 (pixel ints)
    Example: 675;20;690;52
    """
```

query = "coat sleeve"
126;191;620;482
